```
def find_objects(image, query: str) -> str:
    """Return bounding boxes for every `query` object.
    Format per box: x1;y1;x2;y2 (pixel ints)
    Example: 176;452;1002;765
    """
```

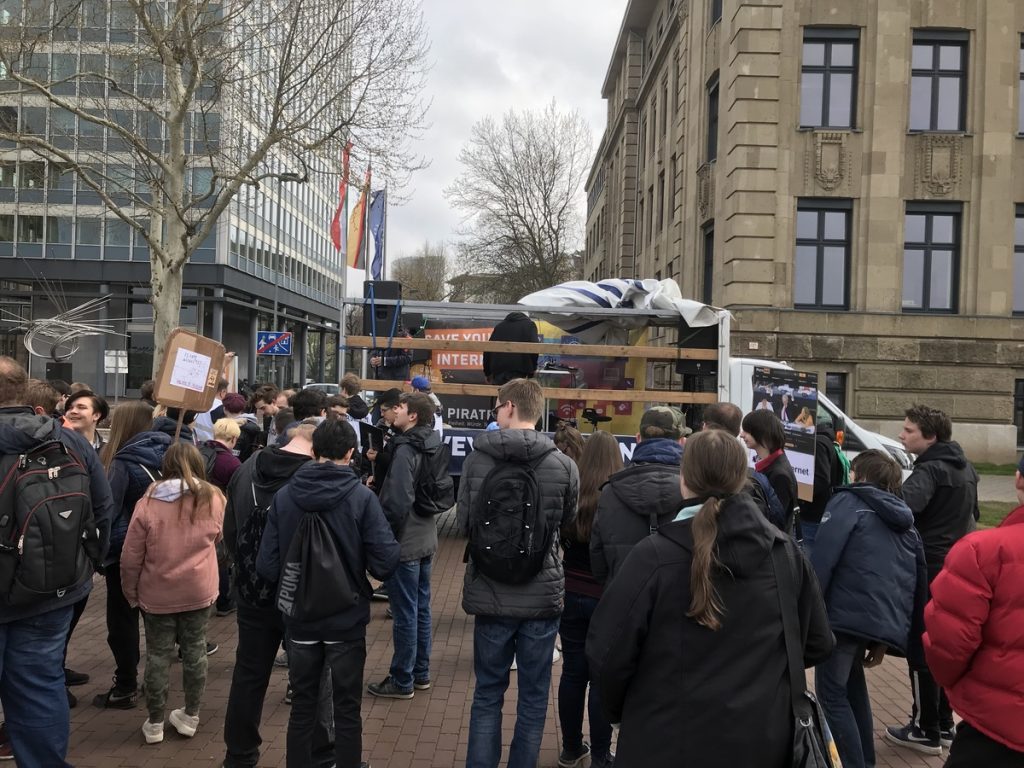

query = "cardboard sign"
153;328;226;413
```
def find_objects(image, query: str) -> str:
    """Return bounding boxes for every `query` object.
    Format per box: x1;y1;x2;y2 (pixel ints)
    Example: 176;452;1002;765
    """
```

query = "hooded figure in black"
482;311;539;385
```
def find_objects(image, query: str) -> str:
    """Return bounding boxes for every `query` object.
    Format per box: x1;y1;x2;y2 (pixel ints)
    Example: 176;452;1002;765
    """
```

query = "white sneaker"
510;655;517;671
169;708;199;738
142;719;164;744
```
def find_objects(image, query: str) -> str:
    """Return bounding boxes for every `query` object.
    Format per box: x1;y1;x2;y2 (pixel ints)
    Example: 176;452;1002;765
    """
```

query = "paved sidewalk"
53;513;946;767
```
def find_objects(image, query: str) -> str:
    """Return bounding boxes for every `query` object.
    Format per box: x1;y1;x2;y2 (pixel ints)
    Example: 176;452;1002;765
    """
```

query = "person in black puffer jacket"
811;450;927;768
96;402;173;709
482;311;539;385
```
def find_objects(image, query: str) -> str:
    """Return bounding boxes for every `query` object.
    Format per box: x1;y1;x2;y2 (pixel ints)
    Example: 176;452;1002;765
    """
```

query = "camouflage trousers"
142;606;213;722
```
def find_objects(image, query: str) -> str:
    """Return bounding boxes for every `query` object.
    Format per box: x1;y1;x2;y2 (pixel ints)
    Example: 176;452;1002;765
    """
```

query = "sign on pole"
152;328;226;414
103;350;128;374
256;330;293;356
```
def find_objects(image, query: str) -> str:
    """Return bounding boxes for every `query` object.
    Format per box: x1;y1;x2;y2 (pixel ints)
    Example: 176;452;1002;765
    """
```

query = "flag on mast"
329;141;352;251
369;189;386;280
347;165;371;269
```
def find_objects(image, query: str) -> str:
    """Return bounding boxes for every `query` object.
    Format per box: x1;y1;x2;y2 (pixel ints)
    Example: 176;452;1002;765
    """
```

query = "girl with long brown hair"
120;443;225;746
587;429;833;768
558;430;622;768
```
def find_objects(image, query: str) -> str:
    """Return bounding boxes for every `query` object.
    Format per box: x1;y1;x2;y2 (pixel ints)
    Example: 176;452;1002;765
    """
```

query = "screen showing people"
750;367;818;501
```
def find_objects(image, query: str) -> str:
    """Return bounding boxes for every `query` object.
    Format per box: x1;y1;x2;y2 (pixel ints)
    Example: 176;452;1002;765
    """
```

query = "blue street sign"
257;330;292;356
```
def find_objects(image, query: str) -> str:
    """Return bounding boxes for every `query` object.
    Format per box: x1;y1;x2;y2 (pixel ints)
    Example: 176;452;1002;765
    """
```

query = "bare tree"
444;101;591;303
0;0;428;371
391;239;448;300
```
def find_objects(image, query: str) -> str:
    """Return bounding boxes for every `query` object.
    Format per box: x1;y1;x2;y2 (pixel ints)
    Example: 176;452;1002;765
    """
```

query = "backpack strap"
769;541;813;721
139;465;160;484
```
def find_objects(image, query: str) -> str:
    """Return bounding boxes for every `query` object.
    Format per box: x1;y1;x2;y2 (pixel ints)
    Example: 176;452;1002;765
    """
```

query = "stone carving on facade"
697;162;714;223
808;131;849;192
916;134;962;197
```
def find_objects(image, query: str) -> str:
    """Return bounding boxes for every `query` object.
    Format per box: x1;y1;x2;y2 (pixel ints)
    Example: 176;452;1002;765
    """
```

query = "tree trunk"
150;258;184;375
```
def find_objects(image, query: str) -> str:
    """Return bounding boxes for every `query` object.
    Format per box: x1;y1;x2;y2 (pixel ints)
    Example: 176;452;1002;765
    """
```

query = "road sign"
103;350;128;374
257;330;293;356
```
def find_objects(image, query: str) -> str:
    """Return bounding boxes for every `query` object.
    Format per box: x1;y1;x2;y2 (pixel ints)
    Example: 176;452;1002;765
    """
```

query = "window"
0;215;13;242
800;29;858;128
657;171;665;232
795;200;850;308
76;217;101;245
706;77;719;162
825;372;848;413
1015;379;1024;448
910;34;967;131
46;217;72;244
702;224;714;304
903;204;960;312
18;215;44;243
1019;39;1023;135
669;154;677;219
0;162;15;187
709;0;722;27
1015;206;1024;314
19;162;44;189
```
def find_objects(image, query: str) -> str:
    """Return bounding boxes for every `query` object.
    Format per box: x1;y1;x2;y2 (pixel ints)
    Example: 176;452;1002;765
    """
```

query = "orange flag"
329;142;353;251
347;166;371;269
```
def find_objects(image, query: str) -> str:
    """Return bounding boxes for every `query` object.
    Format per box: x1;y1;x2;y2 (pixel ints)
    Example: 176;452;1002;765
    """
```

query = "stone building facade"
585;0;1024;461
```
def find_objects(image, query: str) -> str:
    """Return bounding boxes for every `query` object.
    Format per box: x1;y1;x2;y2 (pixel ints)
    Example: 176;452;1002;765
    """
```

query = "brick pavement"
50;513;947;768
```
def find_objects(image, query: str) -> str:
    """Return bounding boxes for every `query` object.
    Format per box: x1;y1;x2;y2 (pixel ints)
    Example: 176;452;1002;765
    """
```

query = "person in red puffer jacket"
923;455;1024;768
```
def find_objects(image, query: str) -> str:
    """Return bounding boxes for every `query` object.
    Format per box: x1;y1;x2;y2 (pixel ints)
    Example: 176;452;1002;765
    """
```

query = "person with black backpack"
222;419;337;768
458;378;578;768
256;419;398;768
0;356;113;767
367;392;450;700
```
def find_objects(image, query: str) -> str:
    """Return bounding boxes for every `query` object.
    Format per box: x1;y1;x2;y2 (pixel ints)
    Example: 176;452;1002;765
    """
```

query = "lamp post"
269;171;306;388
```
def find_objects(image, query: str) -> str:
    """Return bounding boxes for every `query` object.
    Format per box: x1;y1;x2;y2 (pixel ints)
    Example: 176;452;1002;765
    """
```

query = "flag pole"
360;155;371;380
339;146;350;379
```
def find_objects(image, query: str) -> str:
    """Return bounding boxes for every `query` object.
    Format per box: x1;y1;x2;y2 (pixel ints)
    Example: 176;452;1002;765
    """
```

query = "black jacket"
801;425;840;525
370;347;411;382
223;445;311;571
586;495;833;768
152;416;196;444
106;430;172;564
379;424;440;561
256;462;399;640
347;394;370;421
902;440;979;570
590;438;683;584
482;311;539;384
762;451;799;531
0;408;114;623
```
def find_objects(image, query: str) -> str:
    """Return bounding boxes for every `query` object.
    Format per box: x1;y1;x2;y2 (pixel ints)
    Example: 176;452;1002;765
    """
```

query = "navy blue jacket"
256;461;399;641
106;430;173;564
0;408;113;623
810;483;927;654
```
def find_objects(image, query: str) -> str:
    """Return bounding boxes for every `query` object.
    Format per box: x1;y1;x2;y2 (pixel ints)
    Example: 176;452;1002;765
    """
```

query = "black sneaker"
366;676;413;699
93;685;139;710
215;601;237;617
940;725;957;748
591;752;615;768
66;687;77;709
558;742;590;768
884;724;942;755
64;668;90;687
413;678;431;690
371;585;389;602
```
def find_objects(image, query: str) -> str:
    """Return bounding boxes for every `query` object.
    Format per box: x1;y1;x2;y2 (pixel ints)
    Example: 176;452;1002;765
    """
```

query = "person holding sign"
741;410;798;534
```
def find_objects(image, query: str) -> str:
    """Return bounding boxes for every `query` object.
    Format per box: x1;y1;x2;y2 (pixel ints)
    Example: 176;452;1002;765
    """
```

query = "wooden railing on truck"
344;335;719;406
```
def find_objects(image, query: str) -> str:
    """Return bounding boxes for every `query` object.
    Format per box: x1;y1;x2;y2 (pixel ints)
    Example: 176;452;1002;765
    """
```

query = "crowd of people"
0;350;1021;768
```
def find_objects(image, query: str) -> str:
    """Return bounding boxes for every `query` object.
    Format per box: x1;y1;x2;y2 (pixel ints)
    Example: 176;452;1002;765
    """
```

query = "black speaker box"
674;321;719;377
363;281;402;337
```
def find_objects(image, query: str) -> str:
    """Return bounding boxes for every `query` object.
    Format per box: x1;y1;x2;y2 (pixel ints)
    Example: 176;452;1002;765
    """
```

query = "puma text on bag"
413;443;455;518
469;454;549;585
277;511;361;622
235;483;277;608
0;440;99;605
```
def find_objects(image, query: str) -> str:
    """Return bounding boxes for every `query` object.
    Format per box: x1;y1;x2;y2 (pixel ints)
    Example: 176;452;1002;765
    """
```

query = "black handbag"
771;544;842;768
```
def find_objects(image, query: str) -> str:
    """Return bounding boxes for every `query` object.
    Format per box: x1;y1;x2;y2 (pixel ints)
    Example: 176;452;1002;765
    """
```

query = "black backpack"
234;482;277;608
468;453;550;585
0;440;99;606
412;443;455;518
198;443;219;480
277;510;362;622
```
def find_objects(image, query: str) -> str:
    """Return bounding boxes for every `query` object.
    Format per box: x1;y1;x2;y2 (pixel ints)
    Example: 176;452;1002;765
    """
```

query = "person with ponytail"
120;443;225;747
586;430;833;768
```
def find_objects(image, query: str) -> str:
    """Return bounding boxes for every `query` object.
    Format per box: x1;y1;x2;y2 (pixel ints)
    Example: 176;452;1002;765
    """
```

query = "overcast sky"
383;0;625;267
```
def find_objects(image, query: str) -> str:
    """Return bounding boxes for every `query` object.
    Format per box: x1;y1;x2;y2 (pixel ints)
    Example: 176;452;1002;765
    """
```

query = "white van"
728;357;913;472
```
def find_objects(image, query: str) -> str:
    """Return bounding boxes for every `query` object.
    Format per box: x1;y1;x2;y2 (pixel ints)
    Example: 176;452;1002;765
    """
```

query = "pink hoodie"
120;480;225;614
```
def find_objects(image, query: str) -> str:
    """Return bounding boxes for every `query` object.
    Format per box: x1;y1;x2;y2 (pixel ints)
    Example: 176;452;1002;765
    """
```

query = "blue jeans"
815;633;874;768
800;520;820;560
558;593;611;759
388;556;432;691
0;606;74;767
466;615;559;768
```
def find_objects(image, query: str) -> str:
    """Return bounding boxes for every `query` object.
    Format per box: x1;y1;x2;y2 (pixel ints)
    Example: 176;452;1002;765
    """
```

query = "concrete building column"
317;328;326;382
298;317;309;386
211;288;224;342
248;310;258;383
98;283;109;397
